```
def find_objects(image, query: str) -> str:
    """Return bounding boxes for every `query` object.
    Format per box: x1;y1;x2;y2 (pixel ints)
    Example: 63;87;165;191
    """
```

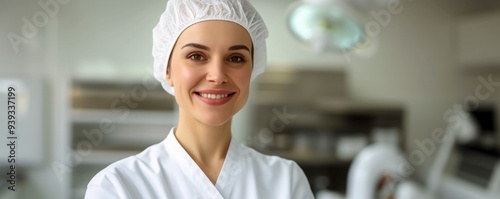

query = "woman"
85;0;314;198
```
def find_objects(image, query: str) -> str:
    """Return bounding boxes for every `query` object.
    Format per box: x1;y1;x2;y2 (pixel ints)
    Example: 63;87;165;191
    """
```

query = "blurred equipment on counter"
345;129;433;199
315;135;429;199
450;106;500;198
427;107;479;199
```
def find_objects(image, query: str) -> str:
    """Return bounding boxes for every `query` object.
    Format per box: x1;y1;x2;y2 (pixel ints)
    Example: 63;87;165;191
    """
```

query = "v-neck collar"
164;128;243;198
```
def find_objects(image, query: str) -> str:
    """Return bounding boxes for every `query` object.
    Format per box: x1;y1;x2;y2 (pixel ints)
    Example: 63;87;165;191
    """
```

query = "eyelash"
187;53;206;61
186;53;246;63
227;55;246;63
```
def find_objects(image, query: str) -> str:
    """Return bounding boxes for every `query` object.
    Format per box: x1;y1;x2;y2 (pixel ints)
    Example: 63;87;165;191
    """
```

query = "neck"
174;109;232;171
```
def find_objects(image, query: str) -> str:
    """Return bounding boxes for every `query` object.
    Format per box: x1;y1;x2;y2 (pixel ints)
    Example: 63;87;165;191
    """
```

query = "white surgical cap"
152;0;269;95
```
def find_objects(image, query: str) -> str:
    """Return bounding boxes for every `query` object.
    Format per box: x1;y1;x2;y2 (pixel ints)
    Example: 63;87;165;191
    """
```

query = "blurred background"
1;0;500;198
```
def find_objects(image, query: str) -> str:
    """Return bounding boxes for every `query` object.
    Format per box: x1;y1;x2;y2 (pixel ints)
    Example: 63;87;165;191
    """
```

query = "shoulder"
93;142;164;178
237;144;306;182
241;144;299;170
85;142;166;198
235;145;315;198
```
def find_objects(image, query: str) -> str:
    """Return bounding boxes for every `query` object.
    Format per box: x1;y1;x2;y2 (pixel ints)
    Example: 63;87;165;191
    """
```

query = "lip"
194;89;236;106
195;89;236;95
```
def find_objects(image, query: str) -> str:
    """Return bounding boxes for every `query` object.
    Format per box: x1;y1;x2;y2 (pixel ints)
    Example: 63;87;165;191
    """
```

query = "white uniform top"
85;128;314;199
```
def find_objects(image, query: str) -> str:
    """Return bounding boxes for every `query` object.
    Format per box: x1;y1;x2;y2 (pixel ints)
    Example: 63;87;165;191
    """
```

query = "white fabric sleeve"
291;161;315;199
84;173;124;199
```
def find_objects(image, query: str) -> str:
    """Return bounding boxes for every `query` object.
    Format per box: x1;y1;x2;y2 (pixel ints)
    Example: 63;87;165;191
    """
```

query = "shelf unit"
68;78;177;199
250;69;405;194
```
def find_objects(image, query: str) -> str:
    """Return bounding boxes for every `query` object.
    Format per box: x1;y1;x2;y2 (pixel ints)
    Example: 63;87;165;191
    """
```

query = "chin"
195;105;245;127
198;116;232;127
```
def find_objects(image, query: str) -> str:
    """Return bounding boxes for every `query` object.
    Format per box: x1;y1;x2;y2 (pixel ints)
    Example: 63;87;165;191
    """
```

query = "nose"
206;59;228;85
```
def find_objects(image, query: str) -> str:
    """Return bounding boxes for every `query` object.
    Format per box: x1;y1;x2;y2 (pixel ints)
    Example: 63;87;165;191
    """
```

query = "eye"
227;55;246;63
187;53;206;61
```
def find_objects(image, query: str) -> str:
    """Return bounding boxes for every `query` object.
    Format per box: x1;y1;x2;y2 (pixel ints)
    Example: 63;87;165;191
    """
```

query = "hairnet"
152;0;269;95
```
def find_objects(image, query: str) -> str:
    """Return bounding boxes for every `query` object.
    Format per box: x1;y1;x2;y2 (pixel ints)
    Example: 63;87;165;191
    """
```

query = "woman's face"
167;20;253;127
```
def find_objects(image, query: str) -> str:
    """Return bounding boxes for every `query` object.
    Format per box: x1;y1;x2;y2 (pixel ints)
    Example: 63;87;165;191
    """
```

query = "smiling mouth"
194;92;236;100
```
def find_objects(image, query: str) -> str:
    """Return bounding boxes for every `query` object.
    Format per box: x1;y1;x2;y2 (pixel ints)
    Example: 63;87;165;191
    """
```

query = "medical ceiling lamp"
286;0;368;53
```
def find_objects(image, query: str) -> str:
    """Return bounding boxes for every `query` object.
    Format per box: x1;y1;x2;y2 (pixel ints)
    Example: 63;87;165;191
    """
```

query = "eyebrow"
181;43;250;52
181;43;210;51
228;45;250;52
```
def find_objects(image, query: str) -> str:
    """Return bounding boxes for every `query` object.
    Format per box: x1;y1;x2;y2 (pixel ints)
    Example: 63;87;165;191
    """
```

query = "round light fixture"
286;0;368;53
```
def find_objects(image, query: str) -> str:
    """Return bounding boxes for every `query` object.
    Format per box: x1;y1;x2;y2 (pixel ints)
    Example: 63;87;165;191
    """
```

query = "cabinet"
68;78;177;198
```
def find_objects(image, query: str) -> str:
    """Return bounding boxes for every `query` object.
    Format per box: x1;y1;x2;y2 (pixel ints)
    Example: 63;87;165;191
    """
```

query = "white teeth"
199;93;229;100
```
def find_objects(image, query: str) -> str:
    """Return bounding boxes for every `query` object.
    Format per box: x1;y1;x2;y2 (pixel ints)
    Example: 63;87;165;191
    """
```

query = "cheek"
232;67;252;92
173;66;202;89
